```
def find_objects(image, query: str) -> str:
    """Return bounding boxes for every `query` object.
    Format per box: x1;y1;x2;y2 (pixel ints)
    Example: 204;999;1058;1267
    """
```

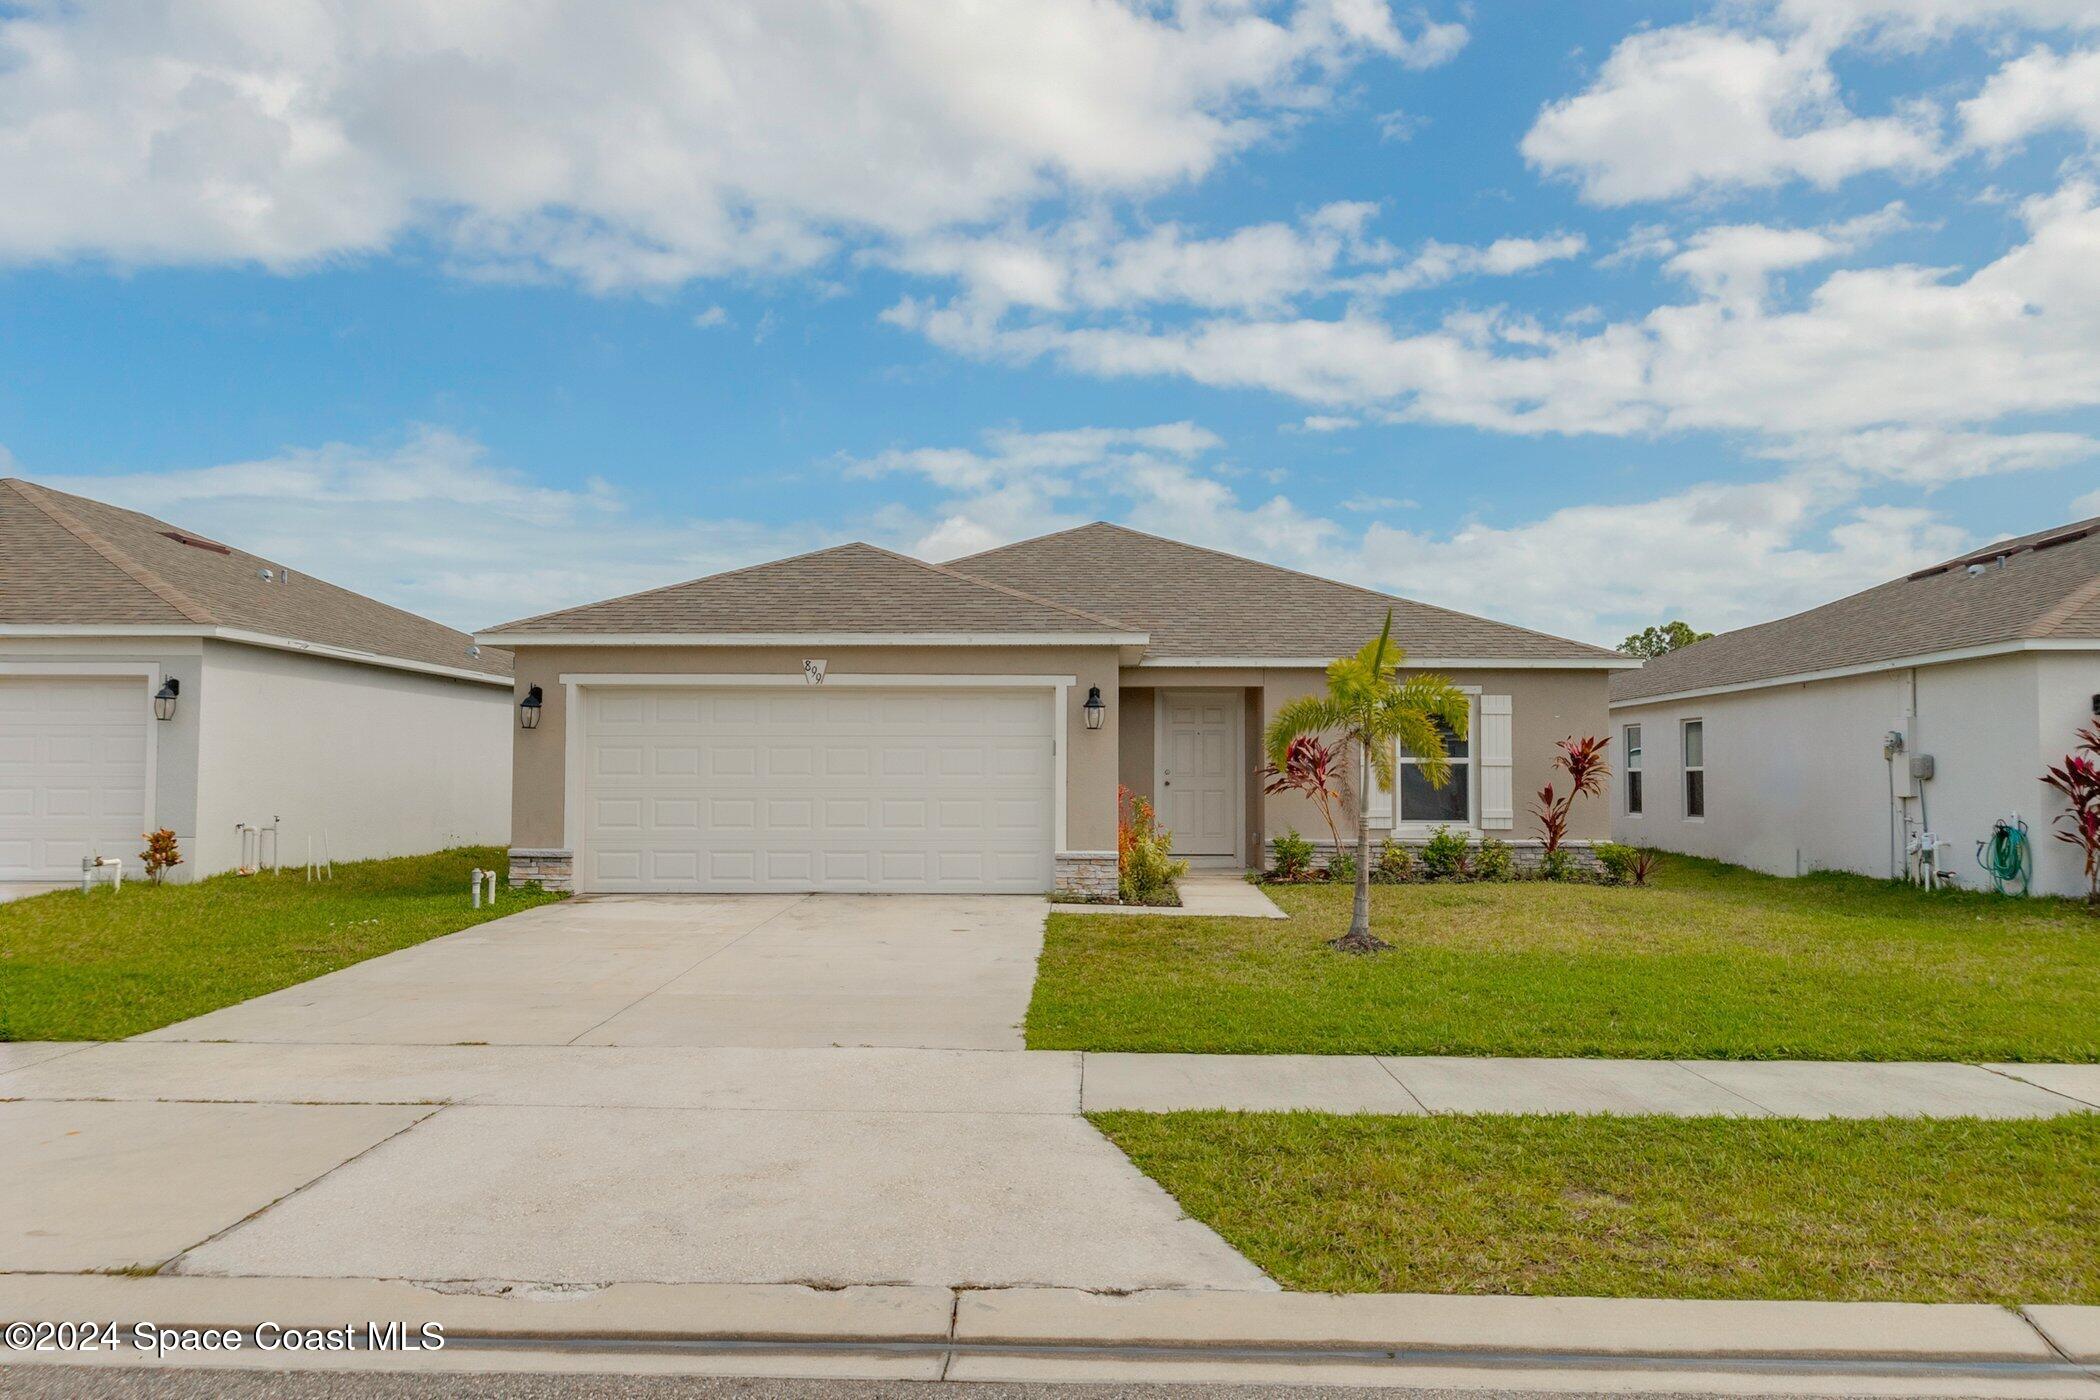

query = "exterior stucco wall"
1;636;205;876
1117;686;1155;803
506;643;1124;857
192;640;512;877
1610;651;2096;899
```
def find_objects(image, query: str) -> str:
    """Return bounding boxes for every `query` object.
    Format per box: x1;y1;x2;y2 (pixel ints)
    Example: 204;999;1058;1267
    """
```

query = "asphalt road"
0;1368;1874;1400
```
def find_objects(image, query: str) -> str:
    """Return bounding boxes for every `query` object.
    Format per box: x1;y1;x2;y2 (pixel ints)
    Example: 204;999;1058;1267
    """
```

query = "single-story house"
477;523;1631;895
1609;516;2100;897
0;478;514;887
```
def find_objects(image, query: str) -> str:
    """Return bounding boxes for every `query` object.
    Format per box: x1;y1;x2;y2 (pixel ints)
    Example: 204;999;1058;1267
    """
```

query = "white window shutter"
1480;695;1514;830
1366;739;1394;828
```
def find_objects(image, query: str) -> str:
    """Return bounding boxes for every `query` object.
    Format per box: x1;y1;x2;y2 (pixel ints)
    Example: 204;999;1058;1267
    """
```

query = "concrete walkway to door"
135;893;1048;1051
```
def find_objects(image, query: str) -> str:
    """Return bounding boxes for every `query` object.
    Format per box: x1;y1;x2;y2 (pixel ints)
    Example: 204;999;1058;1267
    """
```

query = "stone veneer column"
508;848;573;891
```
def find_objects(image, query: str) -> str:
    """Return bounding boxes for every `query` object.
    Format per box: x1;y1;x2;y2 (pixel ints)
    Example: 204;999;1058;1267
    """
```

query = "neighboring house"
1609;518;2100;898
477;523;1630;895
0;479;513;886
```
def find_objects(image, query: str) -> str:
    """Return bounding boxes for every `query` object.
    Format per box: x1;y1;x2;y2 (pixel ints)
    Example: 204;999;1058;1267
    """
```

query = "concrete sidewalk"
8;1041;2098;1119
1079;1053;2100;1118
11;1041;2099;1118
5;1275;2097;1395
1051;872;1288;919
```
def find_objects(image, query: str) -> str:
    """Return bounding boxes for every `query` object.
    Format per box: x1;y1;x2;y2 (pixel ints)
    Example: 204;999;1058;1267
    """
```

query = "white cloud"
1521;24;1943;205
1297;415;1361;432
1961;46;2100;149
887;203;1382;315
1341;493;1416;512
691;306;732;328
1342;233;1586;296
1662;203;1907;305
888;209;1589;331
1759;427;2098;485
901;179;2100;451
31;427;813;628
2076;485;2100;514
1359;475;1969;639
0;0;1460;289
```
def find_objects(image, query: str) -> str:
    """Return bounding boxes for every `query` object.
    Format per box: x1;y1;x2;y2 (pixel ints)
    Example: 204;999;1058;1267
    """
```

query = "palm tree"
1264;609;1469;953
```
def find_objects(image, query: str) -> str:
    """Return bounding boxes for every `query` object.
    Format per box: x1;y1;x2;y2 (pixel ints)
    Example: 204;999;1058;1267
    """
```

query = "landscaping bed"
0;847;563;1041
1093;1110;2100;1302
1027;857;2100;1060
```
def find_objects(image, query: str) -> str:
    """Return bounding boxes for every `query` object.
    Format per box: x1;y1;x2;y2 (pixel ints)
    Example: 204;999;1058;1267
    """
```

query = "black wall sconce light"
152;678;180;722
519;685;544;730
1082;685;1105;730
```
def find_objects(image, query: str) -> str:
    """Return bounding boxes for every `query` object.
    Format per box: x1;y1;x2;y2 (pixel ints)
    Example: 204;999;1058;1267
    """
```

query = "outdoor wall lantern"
519;685;543;730
1082;685;1106;730
152;678;180;722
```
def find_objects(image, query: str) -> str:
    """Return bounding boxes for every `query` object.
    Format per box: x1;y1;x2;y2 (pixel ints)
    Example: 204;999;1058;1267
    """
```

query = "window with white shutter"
1478;694;1513;830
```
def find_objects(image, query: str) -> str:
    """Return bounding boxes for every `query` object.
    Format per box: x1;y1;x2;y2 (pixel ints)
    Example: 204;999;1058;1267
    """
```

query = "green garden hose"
1976;818;2032;895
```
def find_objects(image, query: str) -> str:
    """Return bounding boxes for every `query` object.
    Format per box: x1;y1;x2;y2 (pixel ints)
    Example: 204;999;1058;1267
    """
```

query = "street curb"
0;1275;953;1342
5;1276;2087;1366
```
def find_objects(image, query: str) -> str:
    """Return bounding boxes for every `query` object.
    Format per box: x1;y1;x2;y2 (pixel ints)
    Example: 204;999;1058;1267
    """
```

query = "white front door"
0;677;150;880
579;685;1056;894
1157;690;1238;857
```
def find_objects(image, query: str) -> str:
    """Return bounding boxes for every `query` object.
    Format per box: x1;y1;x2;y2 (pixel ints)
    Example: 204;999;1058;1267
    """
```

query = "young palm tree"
1264;609;1469;953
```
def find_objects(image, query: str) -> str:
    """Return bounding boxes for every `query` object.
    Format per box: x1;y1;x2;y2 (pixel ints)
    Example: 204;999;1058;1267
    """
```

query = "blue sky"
2;0;2097;643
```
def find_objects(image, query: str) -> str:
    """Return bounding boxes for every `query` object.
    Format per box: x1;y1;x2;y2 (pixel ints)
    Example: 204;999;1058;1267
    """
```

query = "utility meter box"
1909;753;1935;782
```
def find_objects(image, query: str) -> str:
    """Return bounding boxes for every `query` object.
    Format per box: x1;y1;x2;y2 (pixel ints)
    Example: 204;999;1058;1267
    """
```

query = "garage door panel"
0;677;151;881
582;685;1055;893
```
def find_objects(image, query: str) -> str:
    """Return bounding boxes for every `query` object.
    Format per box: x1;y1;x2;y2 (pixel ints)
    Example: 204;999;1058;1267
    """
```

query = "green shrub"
1119;795;1188;904
1372;839;1415;884
1540;847;1575;882
1473;837;1514;882
1593;841;1641;884
1269;829;1316;881
1421;825;1471;880
1327;851;1358;884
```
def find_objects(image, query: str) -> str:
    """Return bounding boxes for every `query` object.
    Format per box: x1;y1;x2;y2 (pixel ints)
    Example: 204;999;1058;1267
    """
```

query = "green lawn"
0;847;562;1041
1094;1111;2100;1302
1028;859;2100;1060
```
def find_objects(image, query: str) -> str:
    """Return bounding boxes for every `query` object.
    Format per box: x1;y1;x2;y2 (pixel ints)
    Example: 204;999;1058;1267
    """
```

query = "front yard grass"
0;847;562;1041
1094;1110;2100;1302
1028;858;2100;1060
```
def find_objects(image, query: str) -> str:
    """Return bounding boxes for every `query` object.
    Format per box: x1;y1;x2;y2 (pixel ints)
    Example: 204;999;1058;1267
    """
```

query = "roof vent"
159;530;231;555
2033;526;2093;553
257;567;274;583
466;644;482;659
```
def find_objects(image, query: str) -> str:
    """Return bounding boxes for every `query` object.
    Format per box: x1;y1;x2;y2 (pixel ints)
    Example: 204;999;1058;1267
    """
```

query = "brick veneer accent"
508;848;573;891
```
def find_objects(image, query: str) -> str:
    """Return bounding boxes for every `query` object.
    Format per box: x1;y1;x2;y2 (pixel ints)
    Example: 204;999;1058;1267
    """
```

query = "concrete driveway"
141;893;1048;1051
2;894;1273;1293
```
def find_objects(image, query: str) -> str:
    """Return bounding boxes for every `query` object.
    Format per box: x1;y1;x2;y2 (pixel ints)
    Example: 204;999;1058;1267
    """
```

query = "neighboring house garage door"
580;686;1055;893
0;676;149;881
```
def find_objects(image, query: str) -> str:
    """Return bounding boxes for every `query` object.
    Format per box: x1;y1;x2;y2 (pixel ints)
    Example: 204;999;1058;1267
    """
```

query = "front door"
1158;691;1238;858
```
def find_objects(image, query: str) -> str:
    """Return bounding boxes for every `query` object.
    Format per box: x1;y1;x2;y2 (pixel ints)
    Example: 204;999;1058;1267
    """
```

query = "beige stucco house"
479;523;1629;895
1610;517;2100;898
0;479;513;888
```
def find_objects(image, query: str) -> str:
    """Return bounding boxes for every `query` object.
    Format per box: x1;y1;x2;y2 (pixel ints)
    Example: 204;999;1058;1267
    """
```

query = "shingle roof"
1611;516;2100;704
478;542;1141;638
0;478;509;680
947;522;1623;663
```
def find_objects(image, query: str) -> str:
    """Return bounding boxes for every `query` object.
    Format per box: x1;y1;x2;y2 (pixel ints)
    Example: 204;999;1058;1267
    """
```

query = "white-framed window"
1681;719;1705;819
1624;723;1643;816
1398;707;1474;826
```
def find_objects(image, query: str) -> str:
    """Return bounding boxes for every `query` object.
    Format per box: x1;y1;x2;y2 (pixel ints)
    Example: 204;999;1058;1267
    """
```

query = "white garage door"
580;686;1056;893
0;677;150;881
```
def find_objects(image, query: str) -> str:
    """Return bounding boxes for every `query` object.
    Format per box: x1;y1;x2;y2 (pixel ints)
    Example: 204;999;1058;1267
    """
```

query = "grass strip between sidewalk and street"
0;847;562;1041
1093;1109;2100;1303
1029;858;2100;1060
